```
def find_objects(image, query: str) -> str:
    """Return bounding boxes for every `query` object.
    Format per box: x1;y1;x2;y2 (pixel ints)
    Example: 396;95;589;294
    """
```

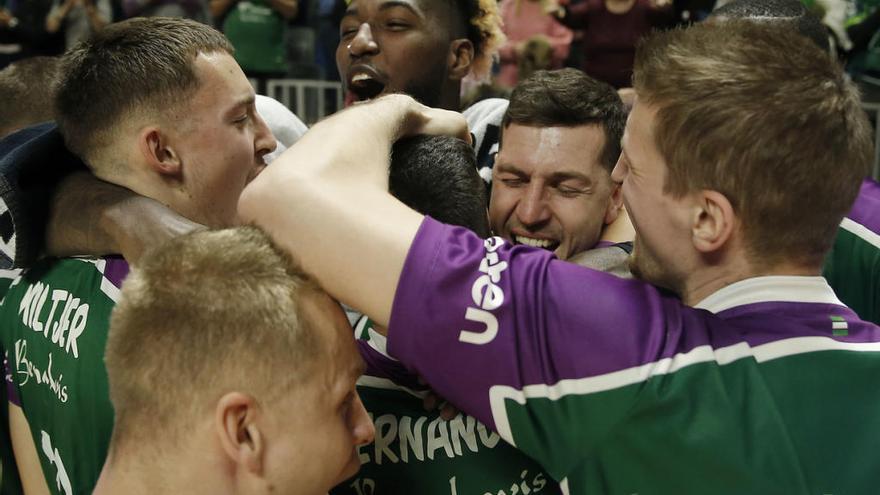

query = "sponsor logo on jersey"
459;237;507;346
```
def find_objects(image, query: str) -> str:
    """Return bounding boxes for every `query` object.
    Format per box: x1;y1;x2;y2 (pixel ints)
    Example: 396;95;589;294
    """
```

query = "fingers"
421;388;462;421
354;94;471;145
413;107;471;145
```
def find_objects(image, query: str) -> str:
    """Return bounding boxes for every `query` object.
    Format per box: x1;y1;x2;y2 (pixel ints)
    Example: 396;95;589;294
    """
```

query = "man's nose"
351;394;375;446
515;183;551;226
349;23;379;57
253;111;277;157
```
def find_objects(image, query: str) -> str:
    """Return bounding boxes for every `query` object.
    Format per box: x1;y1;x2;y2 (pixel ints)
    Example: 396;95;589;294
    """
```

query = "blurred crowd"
5;0;880;92
1;1;880;495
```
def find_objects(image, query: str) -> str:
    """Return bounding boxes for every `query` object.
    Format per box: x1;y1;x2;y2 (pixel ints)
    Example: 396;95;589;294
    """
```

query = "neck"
681;259;821;307
94;442;232;495
437;84;462;111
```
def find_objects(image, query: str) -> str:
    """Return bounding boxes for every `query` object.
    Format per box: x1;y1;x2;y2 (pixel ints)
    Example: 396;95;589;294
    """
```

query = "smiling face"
490;123;621;260
170;51;277;228
336;0;459;108
611;99;693;293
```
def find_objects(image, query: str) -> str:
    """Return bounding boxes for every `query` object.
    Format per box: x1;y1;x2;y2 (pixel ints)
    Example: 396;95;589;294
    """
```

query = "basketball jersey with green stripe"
387;218;880;494
0;268;23;495
331;316;560;495
823;178;880;323
1;256;128;495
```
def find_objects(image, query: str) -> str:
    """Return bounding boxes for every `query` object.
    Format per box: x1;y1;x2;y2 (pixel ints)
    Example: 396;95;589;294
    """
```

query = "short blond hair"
106;227;322;449
634;21;872;268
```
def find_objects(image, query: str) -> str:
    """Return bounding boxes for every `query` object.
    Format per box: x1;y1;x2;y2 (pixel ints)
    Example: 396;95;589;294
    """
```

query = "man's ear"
447;38;474;80
215;392;264;476
603;182;623;225
691;190;736;254
139;127;182;178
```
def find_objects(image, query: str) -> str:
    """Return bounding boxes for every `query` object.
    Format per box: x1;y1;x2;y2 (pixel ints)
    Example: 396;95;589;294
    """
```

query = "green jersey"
388;220;880;494
1;268;23;495
332;317;559;495
1;257;128;495
223;0;288;74
823;178;880;323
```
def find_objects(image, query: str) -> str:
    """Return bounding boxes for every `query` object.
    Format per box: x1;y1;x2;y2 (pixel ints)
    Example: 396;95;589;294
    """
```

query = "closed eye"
385;20;410;30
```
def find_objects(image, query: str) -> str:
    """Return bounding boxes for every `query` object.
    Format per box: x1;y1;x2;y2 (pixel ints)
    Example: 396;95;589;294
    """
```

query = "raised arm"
238;95;469;326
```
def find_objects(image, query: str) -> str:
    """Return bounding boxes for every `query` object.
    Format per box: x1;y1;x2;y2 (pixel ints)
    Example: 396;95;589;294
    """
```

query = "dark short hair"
55;17;233;166
446;0;504;79
390;135;489;237
711;0;831;53
501;69;626;172
0;56;61;138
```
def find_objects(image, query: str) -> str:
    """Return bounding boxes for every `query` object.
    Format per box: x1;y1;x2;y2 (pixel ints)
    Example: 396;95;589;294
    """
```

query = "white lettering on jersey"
460;237;507;346
18;282;90;359
40;430;72;495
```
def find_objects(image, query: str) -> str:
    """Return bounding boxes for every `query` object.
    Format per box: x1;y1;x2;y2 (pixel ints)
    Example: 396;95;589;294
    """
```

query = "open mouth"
346;72;387;105
513;234;560;252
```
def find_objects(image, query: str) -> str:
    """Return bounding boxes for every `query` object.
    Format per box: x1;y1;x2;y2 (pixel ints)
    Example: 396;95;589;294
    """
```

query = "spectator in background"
551;0;673;88
45;0;111;51
0;55;61;138
122;0;209;23
211;0;298;93
315;0;344;80
496;0;572;88
0;0;60;68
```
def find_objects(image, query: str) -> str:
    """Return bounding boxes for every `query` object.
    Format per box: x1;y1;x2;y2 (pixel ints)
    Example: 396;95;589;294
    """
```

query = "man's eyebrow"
342;1;422;19
223;94;255;118
378;0;423;18
548;170;591;183
494;162;526;175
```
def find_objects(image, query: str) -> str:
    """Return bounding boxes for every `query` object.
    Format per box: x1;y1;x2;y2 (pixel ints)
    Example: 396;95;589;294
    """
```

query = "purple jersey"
387;217;880;494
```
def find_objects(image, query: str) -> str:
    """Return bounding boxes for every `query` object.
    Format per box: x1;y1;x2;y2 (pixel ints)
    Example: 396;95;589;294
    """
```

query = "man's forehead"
495;123;605;179
345;0;440;18
624;99;658;154
347;0;426;13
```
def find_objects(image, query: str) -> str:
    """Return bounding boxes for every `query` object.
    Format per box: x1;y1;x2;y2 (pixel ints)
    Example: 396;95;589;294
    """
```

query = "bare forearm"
46;173;202;263
10;405;51;495
46;172;128;258
239;96;457;325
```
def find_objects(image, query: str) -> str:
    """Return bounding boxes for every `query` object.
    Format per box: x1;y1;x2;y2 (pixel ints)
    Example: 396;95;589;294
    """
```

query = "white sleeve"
255;95;309;163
